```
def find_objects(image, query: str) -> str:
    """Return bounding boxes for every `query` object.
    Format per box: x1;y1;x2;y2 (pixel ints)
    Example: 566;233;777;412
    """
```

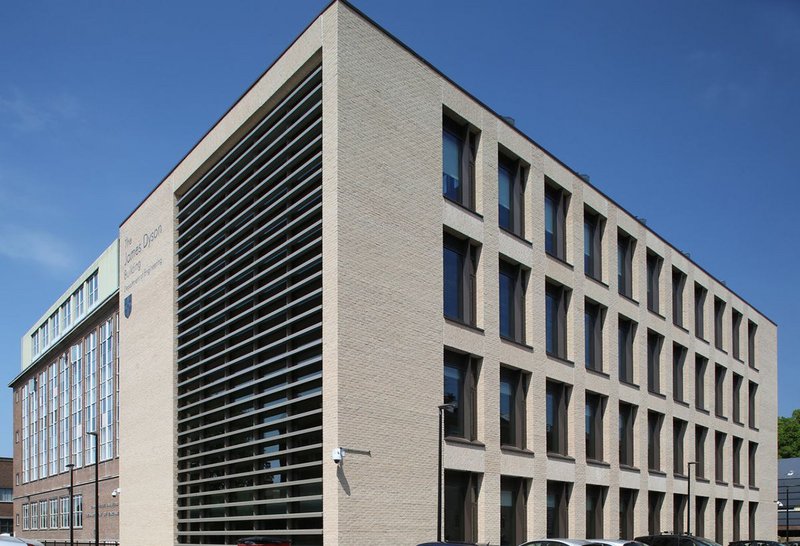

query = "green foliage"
779;409;800;459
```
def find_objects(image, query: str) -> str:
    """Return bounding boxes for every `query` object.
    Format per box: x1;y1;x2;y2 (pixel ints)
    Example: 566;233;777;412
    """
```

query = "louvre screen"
175;64;323;546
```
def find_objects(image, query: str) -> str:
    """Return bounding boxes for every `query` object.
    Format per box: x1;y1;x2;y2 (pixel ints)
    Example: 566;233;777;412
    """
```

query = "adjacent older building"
8;241;120;543
1;457;12;534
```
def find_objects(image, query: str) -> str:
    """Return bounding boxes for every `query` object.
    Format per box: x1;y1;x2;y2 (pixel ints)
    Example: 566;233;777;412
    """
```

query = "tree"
779;409;800;458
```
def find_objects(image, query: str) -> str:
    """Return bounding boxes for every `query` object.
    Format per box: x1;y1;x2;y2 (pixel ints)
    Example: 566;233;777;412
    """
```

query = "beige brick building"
9;2;777;546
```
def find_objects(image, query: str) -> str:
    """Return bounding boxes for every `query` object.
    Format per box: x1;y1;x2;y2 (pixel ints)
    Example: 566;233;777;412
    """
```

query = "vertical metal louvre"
176;65;323;546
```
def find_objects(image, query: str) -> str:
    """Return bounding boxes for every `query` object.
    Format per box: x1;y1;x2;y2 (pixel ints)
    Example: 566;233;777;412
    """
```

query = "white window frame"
73;495;83;529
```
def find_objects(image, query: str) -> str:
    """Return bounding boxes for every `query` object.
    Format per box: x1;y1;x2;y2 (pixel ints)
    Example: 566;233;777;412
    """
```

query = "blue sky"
0;0;797;457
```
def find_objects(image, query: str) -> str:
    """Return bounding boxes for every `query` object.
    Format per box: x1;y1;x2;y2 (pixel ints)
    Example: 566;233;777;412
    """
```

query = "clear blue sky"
0;0;797;457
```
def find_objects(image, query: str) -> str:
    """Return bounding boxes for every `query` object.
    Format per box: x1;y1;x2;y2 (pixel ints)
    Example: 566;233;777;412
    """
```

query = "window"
673;419;687;475
545;183;569;261
62;300;71;330
23;504;28;530
500;260;527;343
673;343;686;402
646;251;662;313
695;355;707;411
30;502;37;530
87;272;98;306
0;488;10;502
619;488;637;540
51;311;59;341
60;496;69;529
584;300;604;372
618;316;636;384
546;481;570;538
733;500;743;541
546;380;570;455
714;297;725;350
75;285;85;317
584;208;603;280
500;367;527;449
545;281;569;358
748;442;757;487
442;114;477;210
39;500;46;530
71;341;83;468
672;268;686;327
715;364;726;418
443;232;478;325
86;331;98;465
444;470;479;543
73;494;83;528
715;499;726;544
715;432;726;483
732;373;743;424
647;411;663;471
648;491;664;534
500;476;527;546
585;392;605;461
747;320;757;368
749;503;757;540
695;425;707;479
748;381;758;428
732;309;743;359
41;322;49;348
49;499;57;529
619;402;636;467
443;350;479;441
696;496;708;537
617;231;635;299
100;319;115;461
694;283;707;340
498;152;526;237
31;331;39;356
647;330;663;394
732;436;743;485
674;494;687;534
586;485;606;539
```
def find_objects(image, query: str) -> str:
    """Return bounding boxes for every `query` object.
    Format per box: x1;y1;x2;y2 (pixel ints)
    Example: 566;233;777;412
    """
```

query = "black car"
729;541;782;546
636;534;723;546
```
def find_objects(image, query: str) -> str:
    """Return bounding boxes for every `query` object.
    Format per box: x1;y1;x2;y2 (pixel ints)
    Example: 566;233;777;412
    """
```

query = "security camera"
112;490;117;498
331;447;345;464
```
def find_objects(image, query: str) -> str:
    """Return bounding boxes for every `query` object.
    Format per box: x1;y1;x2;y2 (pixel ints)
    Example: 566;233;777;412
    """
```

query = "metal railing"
41;541;119;546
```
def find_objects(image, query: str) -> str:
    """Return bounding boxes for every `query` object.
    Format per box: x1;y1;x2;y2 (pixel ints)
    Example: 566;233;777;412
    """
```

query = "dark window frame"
498;151;527;238
648;491;664;535
732;436;743;486
732;373;743;424
647;410;663;472
715;498;727;544
673;343;687;403
618;315;636;384
646;251;662;314
731;309;743;360
694;283;707;340
695;355;707;411
500;367;528;450
586;485;606;539
499;259;528;344
584;299;605;372
444;469;479;543
695;425;708;479
546;480;570;538
618;231;636;299
696;496;708;537
585;391;606;462
673;418;687;475
714;364;727;418
672;268;686;328
500;475;528;546
545;182;569;261
584;208;603;281
545;281;569;359
442;114;478;210
546;380;570;456
748;442;757;488
714;297;726;350
715;431;726;483
443;232;479;326
647;330;664;395
747;320;758;368
619;488;637;540
674;494;687;534
619;402;636;467
748;381;758;428
443;350;479;441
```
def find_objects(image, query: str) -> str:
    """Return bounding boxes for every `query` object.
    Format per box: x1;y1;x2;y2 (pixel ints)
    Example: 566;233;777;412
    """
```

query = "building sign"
123;224;164;294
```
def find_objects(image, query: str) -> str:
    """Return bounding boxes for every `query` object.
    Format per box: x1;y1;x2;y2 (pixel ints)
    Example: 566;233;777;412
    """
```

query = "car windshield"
693;539;723;546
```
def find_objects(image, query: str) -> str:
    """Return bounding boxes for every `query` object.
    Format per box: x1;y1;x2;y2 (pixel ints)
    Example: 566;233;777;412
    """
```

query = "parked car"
416;542;478;546
636;534;722;546
729;541;782;546
587;540;650;546
0;535;44;546
520;540;594;546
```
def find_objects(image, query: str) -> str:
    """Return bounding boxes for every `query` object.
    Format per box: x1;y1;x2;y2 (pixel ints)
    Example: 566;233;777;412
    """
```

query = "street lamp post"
437;403;454;542
65;462;75;546
687;461;698;535
87;431;99;546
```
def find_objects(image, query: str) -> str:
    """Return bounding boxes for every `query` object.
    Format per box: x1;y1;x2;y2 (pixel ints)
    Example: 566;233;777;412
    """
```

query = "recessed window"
500;260;527;343
648;491;664;534
749;503;758;540
714;297;725;350
500;476;527;546
444;470;479;543
715;364;727;418
732;373;743;424
546;380;570;455
619;402;636;467
646;251;662;314
443;350;479;441
647;330;663;395
442;114;478;210
695;355;707;411
647;410;663;471
584;300;605;372
748;442;758;487
747;320;757;368
672;267;686;328
443;232;479;326
618;315;636;384
673;418;687;475
732;309;743;360
500;367;527;449
586;485;606;539
748;381;758;428
694;283;707;340
732;436;743;485
585;392;605;461
695;425;707;479
584;208;603;280
715;499;727;544
696;496;708;537
715;431;726;483
545;281;569;358
617;231;635;299
545;182;569;261
546;481;570;538
619;488;637;540
498;152;526;237
674;494;687;534
673;343;687;403
733;500;743;541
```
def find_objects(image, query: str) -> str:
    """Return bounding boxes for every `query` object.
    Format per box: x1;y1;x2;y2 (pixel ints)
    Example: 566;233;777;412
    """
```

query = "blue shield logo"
124;294;132;318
